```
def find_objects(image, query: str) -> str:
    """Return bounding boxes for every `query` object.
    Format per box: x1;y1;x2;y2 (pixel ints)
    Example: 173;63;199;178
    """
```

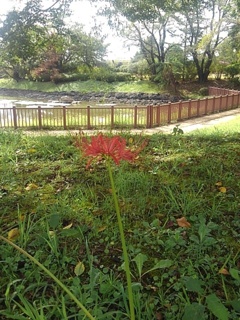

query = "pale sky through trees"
0;0;137;60
69;1;136;60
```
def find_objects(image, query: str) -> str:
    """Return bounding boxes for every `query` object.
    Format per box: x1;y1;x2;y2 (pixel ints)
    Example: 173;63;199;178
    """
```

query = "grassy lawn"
191;114;240;136
0;122;240;319
0;79;163;94
0;78;233;98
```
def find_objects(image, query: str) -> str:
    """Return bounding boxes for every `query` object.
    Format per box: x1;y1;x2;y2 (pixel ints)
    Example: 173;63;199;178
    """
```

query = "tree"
31;26;108;82
174;0;234;82
211;38;238;79
95;0;237;83
0;0;72;80
127;15;170;76
0;0;108;81
228;0;240;54
0;10;45;80
97;0;177;78
64;25;108;70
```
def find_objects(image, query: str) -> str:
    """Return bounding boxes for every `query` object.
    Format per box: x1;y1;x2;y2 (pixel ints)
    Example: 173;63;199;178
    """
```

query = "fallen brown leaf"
219;268;230;275
176;217;191;228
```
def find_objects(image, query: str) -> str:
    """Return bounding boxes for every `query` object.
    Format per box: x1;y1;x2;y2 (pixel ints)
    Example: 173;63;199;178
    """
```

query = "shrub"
53;73;90;84
199;87;209;96
224;63;240;79
229;76;240;88
115;72;132;82
91;67;132;83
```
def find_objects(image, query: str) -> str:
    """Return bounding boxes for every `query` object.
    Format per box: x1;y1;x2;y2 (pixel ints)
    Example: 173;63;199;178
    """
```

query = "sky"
0;0;137;60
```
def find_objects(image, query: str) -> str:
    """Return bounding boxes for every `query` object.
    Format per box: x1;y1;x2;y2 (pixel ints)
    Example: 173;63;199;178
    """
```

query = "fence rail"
0;86;239;130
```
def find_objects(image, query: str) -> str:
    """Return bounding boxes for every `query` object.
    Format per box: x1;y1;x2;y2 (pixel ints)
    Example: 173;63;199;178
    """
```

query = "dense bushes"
53;73;91;84
198;87;209;96
224;63;240;79
30;66;133;84
90;68;133;82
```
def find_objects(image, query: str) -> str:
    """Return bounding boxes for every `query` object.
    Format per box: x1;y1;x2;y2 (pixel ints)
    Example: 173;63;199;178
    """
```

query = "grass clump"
0;127;240;319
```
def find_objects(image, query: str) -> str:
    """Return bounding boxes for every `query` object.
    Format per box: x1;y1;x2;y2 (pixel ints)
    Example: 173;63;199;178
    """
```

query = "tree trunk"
192;50;213;83
12;69;22;82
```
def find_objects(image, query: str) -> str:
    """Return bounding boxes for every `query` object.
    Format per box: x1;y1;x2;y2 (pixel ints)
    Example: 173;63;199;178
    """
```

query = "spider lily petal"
80;133;137;167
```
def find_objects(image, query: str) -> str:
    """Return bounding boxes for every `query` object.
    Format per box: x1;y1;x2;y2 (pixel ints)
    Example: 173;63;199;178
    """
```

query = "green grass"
191;114;240;136
0;125;240;319
0;79;163;94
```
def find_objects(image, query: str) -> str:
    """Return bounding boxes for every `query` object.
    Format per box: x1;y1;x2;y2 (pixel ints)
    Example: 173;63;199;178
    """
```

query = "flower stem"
107;161;135;320
0;235;95;320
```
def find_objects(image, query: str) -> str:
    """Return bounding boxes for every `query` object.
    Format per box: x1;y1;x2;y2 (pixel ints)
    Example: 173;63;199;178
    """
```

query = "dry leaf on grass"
25;183;39;191
176;217;191;228
219;186;227;193
219;268;230;275
8;228;20;241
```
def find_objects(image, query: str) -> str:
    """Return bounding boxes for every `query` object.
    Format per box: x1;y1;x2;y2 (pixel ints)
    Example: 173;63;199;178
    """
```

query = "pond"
0;97;120;109
0;97;148;129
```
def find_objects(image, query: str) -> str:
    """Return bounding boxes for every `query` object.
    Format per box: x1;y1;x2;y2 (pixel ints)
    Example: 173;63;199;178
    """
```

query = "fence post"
197;99;200;117
87;106;91;129
149;105;153;128
156;105;161;126
208;87;214;96
134;105;138;128
146;106;149;128
12;106;18;129
63;106;67;130
146;105;153;128
167;102;171;123
188;100;191;118
219;95;222;111
231;94;234;109
111;106;114;129
38;106;42;129
226;95;229;110
212;96;216;113
146;105;149;128
178;100;182;121
205;97;208;114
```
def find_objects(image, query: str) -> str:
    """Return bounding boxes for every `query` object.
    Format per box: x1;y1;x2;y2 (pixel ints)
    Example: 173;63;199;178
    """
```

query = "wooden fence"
0;86;239;130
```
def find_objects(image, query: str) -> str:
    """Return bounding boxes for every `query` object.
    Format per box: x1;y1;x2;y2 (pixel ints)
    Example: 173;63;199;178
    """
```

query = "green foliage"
127;59;151;79
171;124;184;135
198;87;209;96
183;61;198;81
0;0;70;81
90;67;132;83
53;73;91;83
63;25;108;70
229;77;240;87
224;63;240;79
100;0;238;82
211;38;239;79
206;294;230;320
0;0;238;84
0;2;107;82
182;303;206;320
114;72;133;82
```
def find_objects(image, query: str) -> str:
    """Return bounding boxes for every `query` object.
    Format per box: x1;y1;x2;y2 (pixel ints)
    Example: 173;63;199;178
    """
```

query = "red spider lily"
79;133;138;167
